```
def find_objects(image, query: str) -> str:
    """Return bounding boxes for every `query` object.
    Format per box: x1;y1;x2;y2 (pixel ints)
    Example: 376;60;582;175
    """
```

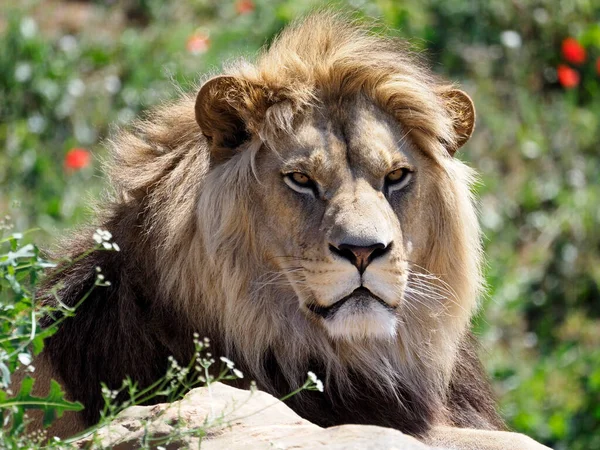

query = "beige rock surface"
73;382;445;449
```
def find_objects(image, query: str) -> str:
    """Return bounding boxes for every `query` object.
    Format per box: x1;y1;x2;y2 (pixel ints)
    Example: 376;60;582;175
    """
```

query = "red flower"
65;148;91;170
596;57;600;76
561;38;586;64
557;65;580;89
235;0;255;14
186;32;210;55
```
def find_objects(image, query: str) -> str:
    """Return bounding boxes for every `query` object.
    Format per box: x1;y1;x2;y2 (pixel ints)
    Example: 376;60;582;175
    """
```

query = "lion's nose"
329;242;391;274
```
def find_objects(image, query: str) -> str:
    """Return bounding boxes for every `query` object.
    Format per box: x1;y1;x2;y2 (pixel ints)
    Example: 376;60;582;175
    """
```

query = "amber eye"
291;172;310;185
387;169;405;182
283;172;318;196
385;168;413;194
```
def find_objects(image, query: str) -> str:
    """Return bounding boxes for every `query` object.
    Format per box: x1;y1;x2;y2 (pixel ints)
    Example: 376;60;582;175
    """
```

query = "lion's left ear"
441;89;476;156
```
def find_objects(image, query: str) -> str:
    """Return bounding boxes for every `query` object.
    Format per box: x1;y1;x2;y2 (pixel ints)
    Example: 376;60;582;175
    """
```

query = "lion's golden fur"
31;11;511;440
110;12;483;425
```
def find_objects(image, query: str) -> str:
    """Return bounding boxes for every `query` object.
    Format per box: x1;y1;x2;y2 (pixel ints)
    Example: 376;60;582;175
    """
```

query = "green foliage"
0;0;599;449
0;231;81;447
0;228;323;447
3;377;82;431
0;233;53;375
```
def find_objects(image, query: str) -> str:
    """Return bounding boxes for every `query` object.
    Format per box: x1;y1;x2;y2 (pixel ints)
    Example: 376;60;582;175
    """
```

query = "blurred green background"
1;0;599;448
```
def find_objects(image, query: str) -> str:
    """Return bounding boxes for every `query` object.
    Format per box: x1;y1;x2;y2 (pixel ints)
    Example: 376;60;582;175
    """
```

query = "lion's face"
251;97;436;340
194;50;477;347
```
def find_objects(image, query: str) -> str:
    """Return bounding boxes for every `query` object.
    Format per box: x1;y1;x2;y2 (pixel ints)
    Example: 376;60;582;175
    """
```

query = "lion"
18;12;549;450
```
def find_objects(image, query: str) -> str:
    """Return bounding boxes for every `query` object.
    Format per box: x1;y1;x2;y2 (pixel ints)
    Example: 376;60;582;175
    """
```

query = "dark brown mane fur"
39;11;504;438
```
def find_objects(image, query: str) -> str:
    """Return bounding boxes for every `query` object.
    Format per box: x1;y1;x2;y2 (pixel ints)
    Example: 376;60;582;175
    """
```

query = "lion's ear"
441;89;476;156
195;75;268;161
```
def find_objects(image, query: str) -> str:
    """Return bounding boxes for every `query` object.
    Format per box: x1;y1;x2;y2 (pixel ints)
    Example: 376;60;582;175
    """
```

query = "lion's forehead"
281;99;416;186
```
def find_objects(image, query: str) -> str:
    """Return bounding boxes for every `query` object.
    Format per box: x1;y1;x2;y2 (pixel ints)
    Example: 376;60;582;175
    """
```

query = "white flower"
15;62;32;83
27;115;46;134
307;371;324;392
233;369;244;379
533;8;549;24
93;229;112;243
500;30;522;49
93;229;119;251
220;356;235;369
100;229;112;240
58;35;78;54
101;386;112;399
67;78;85;97
18;353;32;365
104;75;121;94
20;17;37;39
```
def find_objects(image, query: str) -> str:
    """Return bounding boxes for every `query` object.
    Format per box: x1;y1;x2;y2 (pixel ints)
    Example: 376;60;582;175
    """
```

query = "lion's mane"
42;12;504;436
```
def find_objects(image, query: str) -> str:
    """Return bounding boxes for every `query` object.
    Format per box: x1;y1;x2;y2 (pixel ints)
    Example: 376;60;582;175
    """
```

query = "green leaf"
42;379;83;427
581;24;600;48
1;376;83;432
31;334;46;355
0;244;35;267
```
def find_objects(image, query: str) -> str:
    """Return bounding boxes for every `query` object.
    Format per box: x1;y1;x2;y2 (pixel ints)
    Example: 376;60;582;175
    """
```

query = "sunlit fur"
111;13;484;422
35;11;495;437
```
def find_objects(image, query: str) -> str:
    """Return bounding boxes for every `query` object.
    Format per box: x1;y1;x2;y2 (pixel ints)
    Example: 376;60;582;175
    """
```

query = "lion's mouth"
307;287;394;320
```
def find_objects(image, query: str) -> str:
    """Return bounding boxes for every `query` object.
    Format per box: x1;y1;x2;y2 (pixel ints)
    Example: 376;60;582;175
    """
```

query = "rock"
73;382;445;449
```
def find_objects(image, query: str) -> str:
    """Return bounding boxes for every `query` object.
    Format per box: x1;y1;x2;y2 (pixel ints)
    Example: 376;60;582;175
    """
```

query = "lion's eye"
385;168;413;195
284;172;318;197
291;172;309;185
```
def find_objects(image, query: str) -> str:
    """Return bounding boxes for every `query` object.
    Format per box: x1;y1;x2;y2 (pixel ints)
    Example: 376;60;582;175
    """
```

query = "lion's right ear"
195;76;268;162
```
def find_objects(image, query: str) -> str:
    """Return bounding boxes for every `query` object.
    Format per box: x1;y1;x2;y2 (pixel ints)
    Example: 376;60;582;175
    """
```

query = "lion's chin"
308;288;398;340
